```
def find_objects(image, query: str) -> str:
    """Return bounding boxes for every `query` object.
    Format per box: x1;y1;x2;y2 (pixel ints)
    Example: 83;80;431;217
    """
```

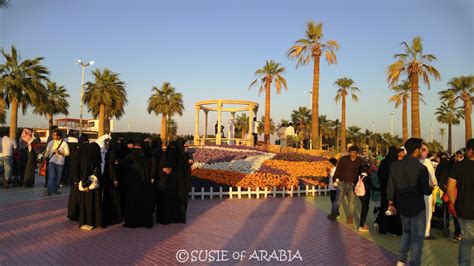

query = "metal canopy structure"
194;99;259;146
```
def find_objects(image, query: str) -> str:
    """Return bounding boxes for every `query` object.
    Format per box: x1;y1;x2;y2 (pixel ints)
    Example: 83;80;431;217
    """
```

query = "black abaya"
122;148;154;228
102;138;125;227
67;140;82;221
78;142;103;228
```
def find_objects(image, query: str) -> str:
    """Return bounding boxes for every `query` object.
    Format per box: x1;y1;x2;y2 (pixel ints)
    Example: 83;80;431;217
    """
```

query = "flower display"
191;145;330;190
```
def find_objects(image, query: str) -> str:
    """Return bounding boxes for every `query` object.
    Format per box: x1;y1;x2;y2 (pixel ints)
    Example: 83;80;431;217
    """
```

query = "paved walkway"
0;181;460;265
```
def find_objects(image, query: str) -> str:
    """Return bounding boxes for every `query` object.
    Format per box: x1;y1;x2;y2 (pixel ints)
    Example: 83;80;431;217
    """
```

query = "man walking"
387;138;433;266
327;145;363;224
44;130;70;196
447;139;474;266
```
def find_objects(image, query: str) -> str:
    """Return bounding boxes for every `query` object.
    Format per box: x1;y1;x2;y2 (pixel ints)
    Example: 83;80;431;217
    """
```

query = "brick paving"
0;190;398;265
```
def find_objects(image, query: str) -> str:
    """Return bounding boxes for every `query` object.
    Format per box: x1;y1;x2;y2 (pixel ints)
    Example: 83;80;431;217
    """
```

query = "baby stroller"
431;200;450;237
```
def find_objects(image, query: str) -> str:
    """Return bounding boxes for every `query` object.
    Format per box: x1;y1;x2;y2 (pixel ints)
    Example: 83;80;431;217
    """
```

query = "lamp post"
388;112;394;136
430;123;434;143
76;59;94;136
372;121;376;133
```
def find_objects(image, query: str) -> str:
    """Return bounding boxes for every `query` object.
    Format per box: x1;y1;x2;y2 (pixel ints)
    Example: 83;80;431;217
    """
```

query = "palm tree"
277;119;289;128
235;113;249;139
287;21;339;149
440;76;474;142
334;77;360;151
257;116;276;135
84;68;127;137
33;82;69;128
0;46;49;140
347;126;362;147
436;102;463;154
319;115;331;149
249;60;287;144
166;118;178;140
0;96;5;124
389;80;426;142
147;82;184;143
439;128;446;148
330;119;341;151
387;36;441;138
0;0;9;8
290;106;312;126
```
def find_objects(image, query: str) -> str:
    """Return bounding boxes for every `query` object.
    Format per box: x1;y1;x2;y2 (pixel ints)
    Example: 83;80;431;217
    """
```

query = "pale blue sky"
1;0;473;149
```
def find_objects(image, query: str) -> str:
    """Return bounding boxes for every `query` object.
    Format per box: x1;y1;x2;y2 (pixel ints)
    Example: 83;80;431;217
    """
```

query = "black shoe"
53;191;62;195
327;214;336;222
44;191;52;196
424;235;437;240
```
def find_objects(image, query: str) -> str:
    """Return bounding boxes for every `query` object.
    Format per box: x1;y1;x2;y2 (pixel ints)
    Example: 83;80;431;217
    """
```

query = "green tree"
290;106;312;126
84;68;127;137
257;116;275;135
249;60;287;144
435;102;463;154
287;21;339;149
166;118;178;140
0;0;9;8
387;36;441;138
440;76;474;142
234;113;249;139
0;46;49;140
334;77;360;151
147;82;184;143
33;82;69;128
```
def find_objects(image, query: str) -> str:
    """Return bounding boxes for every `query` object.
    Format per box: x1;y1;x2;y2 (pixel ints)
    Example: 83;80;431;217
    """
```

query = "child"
356;164;372;232
327;158;339;216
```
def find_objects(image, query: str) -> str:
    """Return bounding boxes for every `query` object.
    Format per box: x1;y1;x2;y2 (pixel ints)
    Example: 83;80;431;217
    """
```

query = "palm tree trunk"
47;113;54;129
464;98;472;141
341;96;347;152
98;104;105;137
9;98;18;141
161;113;167;143
311;55;321;149
402;98;408;142
448;123;453;154
410;74;421;138
264;79;271;144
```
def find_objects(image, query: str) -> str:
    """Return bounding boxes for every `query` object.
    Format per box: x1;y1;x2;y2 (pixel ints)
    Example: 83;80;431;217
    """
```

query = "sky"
1;0;473;149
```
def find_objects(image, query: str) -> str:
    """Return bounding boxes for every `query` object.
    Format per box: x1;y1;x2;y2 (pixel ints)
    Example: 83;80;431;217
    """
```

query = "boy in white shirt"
44;130;70;196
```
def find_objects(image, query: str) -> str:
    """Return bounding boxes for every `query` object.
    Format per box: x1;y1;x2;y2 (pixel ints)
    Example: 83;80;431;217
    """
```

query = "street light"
430;123;434;142
388;112;394;136
372;121;376;133
76;59;94;136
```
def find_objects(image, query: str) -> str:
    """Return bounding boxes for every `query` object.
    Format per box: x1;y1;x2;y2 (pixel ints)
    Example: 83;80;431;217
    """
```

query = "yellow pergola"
194;99;259;146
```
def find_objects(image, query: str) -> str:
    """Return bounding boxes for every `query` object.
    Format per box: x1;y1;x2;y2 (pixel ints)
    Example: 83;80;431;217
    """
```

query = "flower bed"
191;145;331;190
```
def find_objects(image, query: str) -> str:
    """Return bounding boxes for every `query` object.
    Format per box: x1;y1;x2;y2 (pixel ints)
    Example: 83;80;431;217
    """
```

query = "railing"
189;185;329;200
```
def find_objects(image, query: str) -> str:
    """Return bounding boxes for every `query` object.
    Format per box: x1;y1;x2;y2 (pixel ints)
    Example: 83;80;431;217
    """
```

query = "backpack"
355;174;366;196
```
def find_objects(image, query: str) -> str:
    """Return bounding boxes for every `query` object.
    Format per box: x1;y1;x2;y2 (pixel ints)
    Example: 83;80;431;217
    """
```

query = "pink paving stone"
0;195;397;265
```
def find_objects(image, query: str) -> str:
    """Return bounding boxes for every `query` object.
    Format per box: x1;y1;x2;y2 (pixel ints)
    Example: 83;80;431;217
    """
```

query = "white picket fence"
188;185;329;200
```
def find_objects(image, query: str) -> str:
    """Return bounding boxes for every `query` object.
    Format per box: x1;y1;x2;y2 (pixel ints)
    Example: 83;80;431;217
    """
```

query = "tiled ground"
0;177;460;265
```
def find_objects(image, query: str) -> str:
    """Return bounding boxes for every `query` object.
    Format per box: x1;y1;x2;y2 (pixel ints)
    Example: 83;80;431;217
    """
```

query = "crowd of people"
21;128;194;230
326;138;474;266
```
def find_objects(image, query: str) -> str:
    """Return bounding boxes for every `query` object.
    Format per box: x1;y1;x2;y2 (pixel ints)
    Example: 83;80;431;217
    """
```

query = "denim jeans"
0;156;13;184
458;218;474;266
399;211;426;266
47;162;64;194
331;181;355;218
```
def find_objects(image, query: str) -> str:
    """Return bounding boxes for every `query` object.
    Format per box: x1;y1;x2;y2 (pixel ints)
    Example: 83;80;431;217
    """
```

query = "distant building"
36;118;114;143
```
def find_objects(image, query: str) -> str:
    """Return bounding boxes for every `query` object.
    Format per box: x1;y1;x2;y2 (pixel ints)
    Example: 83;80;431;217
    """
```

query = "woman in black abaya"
78;136;103;230
374;146;402;235
122;140;154;228
67;135;88;221
102;137;126;226
156;138;192;224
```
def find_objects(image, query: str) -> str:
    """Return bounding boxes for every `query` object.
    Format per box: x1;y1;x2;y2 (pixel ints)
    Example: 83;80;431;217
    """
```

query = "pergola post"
194;107;200;145
247;106;254;147
216;100;222;145
204;110;209;141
